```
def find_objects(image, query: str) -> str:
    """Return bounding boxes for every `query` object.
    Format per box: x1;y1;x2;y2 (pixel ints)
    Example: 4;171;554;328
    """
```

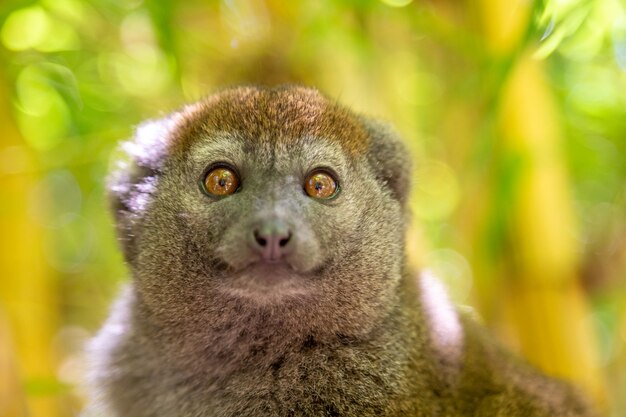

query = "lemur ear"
360;117;412;206
107;115;180;259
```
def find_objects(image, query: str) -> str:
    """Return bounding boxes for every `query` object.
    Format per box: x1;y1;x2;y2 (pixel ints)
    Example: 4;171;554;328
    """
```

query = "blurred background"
0;0;625;416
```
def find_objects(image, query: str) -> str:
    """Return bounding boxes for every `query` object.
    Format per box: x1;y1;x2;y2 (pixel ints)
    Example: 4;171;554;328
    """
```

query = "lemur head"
109;86;411;341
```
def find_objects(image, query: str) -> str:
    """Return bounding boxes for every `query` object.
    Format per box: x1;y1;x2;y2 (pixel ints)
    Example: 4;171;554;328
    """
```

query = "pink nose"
252;221;292;262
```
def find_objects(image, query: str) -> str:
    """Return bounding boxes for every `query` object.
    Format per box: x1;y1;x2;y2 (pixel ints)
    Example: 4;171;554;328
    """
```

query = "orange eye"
304;170;339;199
203;166;240;196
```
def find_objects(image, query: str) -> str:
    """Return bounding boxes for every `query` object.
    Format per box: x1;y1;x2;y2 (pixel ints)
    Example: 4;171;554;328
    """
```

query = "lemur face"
181;132;356;299
109;86;410;335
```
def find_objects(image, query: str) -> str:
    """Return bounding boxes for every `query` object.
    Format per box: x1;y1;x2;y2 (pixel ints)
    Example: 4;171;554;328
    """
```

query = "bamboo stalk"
474;0;606;407
0;70;60;417
0;309;28;417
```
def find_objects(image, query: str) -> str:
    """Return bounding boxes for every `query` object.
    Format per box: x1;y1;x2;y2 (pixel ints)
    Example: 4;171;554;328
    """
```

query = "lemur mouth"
243;261;296;283
242;251;301;273
220;262;311;301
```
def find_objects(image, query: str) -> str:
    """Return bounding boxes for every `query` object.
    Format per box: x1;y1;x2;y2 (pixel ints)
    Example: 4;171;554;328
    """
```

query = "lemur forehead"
185;131;350;176
171;86;370;156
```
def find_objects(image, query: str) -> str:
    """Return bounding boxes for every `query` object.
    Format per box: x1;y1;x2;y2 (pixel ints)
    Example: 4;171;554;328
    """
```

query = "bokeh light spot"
103;48;172;97
17;65;58;116
412;160;461;221
380;0;414;8
37;20;80;52
120;11;157;54
1;6;50;51
14;64;76;151
16;98;71;152
41;0;85;23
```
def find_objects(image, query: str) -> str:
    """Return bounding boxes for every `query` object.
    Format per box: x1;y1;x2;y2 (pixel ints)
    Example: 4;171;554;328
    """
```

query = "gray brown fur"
88;86;596;416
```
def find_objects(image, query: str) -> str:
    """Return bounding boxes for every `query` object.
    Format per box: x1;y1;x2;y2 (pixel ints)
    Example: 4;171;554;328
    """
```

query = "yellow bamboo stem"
476;0;606;407
0;309;28;417
0;72;60;417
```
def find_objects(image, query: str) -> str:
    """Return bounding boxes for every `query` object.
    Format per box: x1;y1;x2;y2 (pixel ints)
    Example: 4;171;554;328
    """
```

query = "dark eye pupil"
315;182;323;191
219;178;226;187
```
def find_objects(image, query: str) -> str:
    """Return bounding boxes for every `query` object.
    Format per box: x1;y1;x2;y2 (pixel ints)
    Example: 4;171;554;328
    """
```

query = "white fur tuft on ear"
122;115;182;171
108;114;184;212
106;113;184;259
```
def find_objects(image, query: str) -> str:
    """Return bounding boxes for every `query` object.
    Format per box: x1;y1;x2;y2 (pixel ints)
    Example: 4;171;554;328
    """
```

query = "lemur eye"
202;165;240;196
304;169;339;199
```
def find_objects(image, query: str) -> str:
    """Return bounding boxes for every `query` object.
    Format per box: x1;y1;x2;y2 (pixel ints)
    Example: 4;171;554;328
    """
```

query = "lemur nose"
252;220;293;261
